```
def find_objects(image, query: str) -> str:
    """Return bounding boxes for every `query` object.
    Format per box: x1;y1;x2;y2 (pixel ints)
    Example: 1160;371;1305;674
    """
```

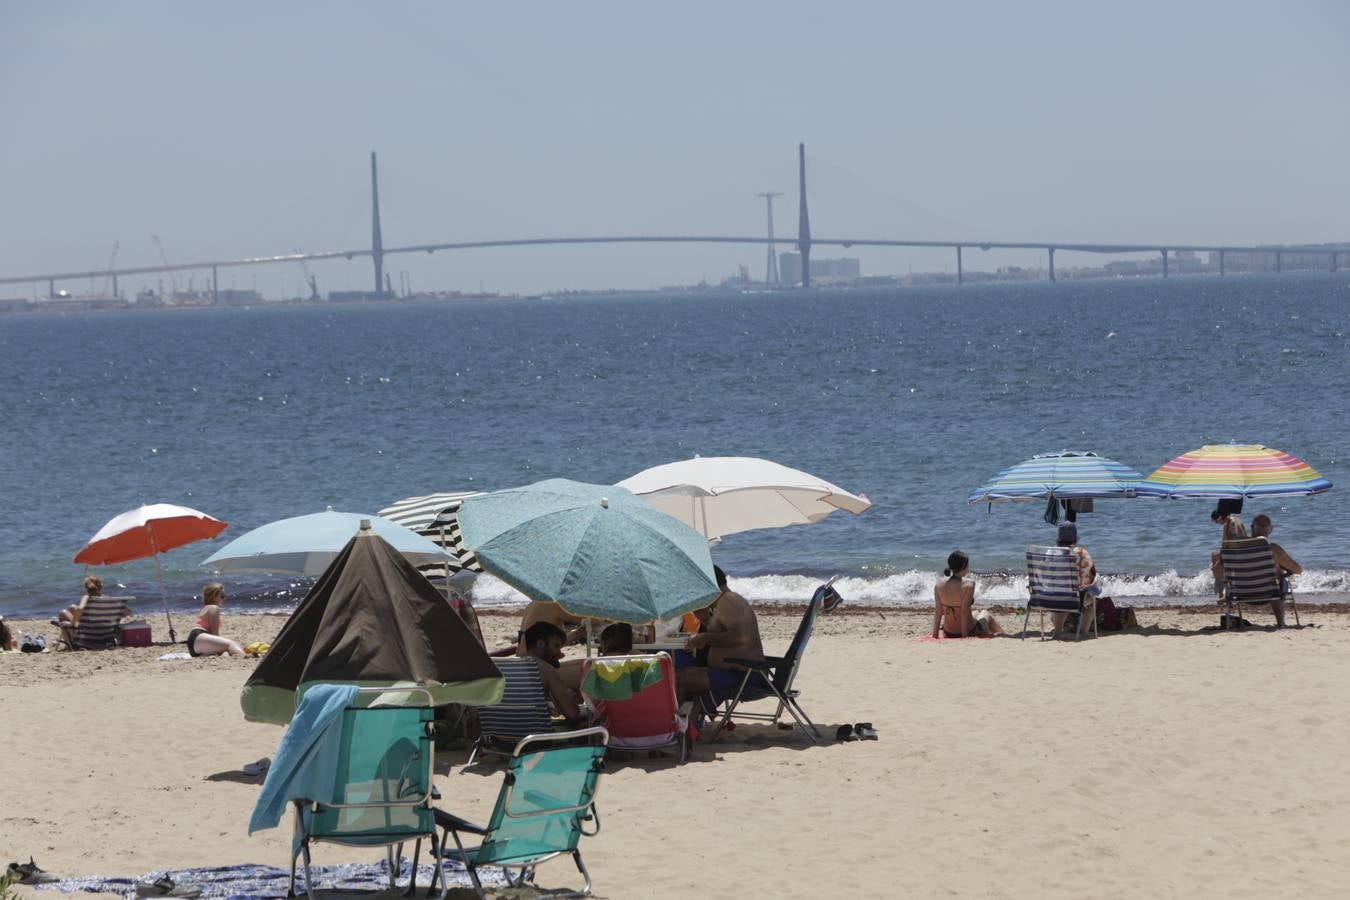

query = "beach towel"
247;684;358;834
34;859;500;898
580;656;665;701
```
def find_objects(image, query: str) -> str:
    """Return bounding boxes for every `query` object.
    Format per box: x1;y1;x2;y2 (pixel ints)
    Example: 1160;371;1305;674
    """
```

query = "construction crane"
294;248;319;300
103;241;119;296
152;235;179;299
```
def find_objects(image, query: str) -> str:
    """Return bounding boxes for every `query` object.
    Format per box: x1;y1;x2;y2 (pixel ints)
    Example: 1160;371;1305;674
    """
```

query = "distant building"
215;289;263;306
777;252;860;286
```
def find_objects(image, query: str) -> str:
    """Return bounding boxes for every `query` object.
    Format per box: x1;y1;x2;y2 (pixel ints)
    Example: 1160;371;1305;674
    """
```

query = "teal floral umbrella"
458;478;719;624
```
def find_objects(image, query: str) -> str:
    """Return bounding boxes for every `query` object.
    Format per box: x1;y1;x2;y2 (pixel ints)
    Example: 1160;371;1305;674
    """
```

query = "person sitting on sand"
932;550;1002;638
0;615;15;651
520;621;586;723
186;583;246;658
1209;511;1250;589
674;565;764;700
598;622;634;655
1053;523;1098;638
56;576;133;649
1251;513;1301;627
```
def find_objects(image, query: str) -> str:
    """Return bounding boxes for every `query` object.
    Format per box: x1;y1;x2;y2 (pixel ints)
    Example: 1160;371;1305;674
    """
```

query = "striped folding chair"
1022;546;1096;640
1220;538;1299;628
464;658;554;768
70;595;134;649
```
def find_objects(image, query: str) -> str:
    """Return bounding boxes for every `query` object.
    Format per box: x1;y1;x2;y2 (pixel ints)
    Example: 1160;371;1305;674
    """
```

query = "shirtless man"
519;621;585;723
675;565;764;699
1251;513;1301;626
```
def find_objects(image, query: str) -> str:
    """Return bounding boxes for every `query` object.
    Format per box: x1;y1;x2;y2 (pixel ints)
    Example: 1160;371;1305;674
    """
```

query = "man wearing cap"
1054;522;1098;638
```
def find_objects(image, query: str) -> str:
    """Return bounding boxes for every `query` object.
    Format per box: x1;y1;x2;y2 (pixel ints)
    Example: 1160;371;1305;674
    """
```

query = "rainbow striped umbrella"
1136;444;1333;500
968;450;1145;504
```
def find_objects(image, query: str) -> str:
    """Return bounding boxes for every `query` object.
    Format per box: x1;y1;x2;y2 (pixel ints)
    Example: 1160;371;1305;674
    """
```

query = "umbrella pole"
149;530;177;643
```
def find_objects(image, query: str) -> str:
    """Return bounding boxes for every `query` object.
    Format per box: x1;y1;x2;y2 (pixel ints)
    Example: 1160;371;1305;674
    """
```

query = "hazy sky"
3;1;1348;295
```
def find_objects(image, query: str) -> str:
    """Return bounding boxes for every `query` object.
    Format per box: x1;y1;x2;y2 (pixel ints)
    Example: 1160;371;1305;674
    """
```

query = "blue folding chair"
464;657;554;768
1221;537;1299;628
288;687;443;900
433;727;609;899
1023;546;1096;640
705;581;831;744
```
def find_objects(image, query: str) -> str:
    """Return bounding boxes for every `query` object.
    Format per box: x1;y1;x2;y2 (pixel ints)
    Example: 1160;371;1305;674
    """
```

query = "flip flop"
242;757;271;777
135;876;202;898
834;724;857;742
8;857;58;885
854;722;879;741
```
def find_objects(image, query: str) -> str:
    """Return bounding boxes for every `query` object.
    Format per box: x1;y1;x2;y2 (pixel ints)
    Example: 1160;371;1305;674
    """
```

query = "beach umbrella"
968;450;1146;504
74;502;229;643
458;478;720;624
239;526;503;725
378;490;487;577
1136;443;1333;500
200;509;452;576
616;455;871;540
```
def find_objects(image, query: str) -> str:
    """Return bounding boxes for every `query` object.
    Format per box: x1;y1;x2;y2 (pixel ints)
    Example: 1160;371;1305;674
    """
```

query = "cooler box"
117;621;153;647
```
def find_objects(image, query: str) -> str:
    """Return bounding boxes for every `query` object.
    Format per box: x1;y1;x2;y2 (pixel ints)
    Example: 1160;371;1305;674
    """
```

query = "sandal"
242;757;271;777
135;875;202;898
834;724;857;742
854;722;879;741
8;858;59;885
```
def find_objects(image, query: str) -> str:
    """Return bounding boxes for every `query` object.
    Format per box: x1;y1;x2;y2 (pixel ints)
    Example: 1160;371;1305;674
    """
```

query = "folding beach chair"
1220;537;1300;628
433;727;609;899
705;582;828;744
58;595;133;650
288;687;444;900
464;657;554;768
580;653;692;762
1022;546;1097;640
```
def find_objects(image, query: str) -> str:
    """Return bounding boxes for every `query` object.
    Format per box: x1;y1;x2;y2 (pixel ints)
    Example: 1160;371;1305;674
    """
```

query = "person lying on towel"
674;565;765;700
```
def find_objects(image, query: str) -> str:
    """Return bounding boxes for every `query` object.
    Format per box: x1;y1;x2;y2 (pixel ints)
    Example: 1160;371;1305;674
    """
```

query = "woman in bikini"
932;550;1003;639
187;583;246;657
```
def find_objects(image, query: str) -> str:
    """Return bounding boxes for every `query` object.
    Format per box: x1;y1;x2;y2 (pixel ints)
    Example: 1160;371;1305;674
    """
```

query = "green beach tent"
240;525;504;725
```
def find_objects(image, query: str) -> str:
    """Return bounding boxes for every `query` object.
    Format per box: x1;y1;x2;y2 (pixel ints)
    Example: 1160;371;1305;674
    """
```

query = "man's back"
706;590;764;669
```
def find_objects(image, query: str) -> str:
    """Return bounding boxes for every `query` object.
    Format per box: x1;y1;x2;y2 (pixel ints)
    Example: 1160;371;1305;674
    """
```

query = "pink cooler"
117;621;152;647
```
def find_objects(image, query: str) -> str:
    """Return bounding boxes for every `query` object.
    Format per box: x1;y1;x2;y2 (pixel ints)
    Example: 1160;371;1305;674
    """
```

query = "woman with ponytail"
932;550;1002;638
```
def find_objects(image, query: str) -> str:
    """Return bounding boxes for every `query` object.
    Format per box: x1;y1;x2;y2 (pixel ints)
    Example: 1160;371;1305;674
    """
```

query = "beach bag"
20;634;46;653
1095;597;1122;632
1118;607;1139;630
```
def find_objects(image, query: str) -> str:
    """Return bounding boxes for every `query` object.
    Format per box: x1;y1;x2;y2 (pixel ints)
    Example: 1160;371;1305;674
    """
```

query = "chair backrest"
1026;546;1081;610
477;657;553;742
1221;538;1283;601
773;585;825;694
473;728;608;867
580;653;678;742
75;595;129;648
309;704;435;842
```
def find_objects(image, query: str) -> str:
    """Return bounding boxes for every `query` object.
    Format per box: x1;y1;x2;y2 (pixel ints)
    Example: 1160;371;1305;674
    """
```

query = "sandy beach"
3;606;1349;899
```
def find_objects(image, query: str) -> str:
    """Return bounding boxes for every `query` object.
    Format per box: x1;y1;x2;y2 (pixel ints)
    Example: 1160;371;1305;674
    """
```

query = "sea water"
3;275;1349;616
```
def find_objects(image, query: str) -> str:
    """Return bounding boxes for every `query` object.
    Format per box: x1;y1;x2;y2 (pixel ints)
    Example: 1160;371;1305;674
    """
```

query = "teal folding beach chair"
1220;537;1300;628
289;687;444;900
433;727;608;899
1023;546;1096;640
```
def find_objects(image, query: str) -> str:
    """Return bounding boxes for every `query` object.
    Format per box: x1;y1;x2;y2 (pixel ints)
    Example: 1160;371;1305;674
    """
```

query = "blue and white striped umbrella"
968;450;1145;504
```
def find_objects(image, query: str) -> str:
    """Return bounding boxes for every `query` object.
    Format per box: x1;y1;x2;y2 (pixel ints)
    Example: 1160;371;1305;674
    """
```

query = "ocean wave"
467;567;1350;610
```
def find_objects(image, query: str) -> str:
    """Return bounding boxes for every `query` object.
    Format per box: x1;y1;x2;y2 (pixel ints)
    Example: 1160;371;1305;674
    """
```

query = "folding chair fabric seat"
73;595;130;649
286;687;443;900
1022;546;1096;639
1220;537;1300;627
705;582;830;744
466;657;554;767
581;653;691;761
433;727;608;899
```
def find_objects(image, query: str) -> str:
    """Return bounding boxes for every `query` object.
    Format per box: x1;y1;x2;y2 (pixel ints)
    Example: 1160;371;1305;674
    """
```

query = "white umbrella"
617;456;871;539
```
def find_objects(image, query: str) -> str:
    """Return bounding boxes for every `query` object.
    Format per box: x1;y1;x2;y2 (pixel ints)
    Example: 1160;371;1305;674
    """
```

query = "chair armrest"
726;656;782;670
433;808;487;835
